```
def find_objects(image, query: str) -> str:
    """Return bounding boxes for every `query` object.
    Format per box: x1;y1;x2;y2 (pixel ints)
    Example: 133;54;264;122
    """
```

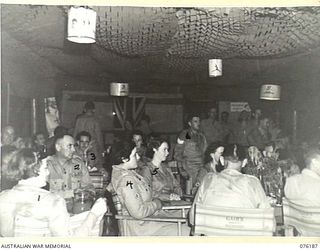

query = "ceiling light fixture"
209;59;222;77
67;6;97;44
110;83;129;96
260;84;281;100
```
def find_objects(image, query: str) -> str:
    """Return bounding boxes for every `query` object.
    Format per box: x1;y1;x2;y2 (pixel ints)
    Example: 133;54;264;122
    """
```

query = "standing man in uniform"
200;107;222;145
73;101;103;170
174;114;207;187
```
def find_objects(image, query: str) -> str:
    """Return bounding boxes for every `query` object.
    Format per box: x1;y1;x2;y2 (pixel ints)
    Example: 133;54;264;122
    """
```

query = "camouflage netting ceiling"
2;4;320;94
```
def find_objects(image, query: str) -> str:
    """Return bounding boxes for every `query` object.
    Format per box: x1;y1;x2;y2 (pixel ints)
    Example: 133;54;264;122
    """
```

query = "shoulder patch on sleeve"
177;138;185;144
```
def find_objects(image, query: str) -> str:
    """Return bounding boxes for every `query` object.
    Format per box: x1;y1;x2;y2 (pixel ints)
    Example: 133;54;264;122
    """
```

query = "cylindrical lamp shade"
110;83;129;96
67;6;97;44
209;59;222;77
260;84;281;100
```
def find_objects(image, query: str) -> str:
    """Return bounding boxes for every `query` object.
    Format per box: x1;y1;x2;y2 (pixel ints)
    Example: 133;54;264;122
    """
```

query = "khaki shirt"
139;162;182;201
47;155;95;199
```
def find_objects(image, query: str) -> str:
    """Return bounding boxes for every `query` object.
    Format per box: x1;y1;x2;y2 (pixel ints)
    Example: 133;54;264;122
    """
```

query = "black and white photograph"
1;0;320;243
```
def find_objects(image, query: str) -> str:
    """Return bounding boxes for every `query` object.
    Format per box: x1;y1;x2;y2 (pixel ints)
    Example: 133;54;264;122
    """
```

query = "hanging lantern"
67;6;97;44
260;84;281;100
110;83;129;96
209;59;222;77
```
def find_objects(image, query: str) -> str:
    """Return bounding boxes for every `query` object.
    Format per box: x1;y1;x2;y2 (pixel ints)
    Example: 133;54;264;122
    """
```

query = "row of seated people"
107;137;320;236
1;135;319;236
0;148;107;237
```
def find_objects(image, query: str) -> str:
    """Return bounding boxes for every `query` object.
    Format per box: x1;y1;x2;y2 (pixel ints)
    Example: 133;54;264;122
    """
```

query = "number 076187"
299;244;318;249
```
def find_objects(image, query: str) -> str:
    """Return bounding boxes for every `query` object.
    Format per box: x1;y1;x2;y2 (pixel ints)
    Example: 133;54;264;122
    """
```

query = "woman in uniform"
0;148;106;237
138;138;183;202
111;143;190;236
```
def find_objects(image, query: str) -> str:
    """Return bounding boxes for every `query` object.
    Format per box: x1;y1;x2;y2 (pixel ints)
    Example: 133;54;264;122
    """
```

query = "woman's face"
153;142;169;162
211;146;224;162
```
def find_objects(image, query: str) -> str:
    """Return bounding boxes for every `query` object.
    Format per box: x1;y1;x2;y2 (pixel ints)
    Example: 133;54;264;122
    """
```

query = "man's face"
57;135;76;159
132;134;143;148
260;118;270;130
221;113;229;123
35;134;46;146
78;135;90;151
2;126;15;145
208;108;217;119
189;117;201;131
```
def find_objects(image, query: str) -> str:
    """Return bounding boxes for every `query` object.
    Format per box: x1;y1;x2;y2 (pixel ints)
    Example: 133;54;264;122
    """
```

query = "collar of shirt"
221;168;242;176
302;168;320;180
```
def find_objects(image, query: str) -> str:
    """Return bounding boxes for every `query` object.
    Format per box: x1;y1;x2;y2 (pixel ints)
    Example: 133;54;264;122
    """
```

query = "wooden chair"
108;191;190;236
194;203;276;236
282;198;320;236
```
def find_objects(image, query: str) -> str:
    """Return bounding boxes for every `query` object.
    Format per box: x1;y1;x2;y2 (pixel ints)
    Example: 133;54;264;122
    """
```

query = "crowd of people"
1;101;319;236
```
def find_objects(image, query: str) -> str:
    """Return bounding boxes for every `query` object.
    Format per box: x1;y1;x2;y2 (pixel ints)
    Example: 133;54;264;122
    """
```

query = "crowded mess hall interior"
1;3;320;237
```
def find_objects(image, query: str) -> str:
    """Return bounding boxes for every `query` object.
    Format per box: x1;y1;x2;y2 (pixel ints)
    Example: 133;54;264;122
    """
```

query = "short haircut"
264;141;275;150
187;113;200;123
5;148;40;181
145;137;168;159
33;132;47;142
131;130;143;138
76;131;91;141
304;146;320;168
223;144;240;162
54;133;73;147
221;111;229;116
84;101;95;110
53;126;68;137
112;142;136;165
204;141;225;164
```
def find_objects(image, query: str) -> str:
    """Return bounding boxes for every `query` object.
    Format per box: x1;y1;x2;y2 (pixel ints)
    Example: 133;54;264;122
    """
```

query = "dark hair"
112;142;136;165
33;132;47;142
224;144;246;161
76;131;91;141
54;132;72;147
145;138;168;159
141;114;151;124
84;101;95;110
53;126;68;137
304;146;320;168
187;113;200;123
131;130;143;138
223;144;239;162
221;111;229;117
204;141;225;164
5;148;40;181
264;141;275;150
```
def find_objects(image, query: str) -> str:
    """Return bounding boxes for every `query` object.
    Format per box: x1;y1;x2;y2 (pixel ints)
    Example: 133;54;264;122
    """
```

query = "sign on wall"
230;102;251;112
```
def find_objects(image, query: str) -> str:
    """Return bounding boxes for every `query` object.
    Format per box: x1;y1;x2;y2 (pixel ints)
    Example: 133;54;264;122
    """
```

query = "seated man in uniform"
75;131;99;172
190;144;270;225
46;134;95;211
284;146;320;207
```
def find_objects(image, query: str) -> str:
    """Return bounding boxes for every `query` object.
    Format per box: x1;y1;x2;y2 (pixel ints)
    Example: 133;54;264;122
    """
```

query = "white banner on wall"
230;102;251;112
